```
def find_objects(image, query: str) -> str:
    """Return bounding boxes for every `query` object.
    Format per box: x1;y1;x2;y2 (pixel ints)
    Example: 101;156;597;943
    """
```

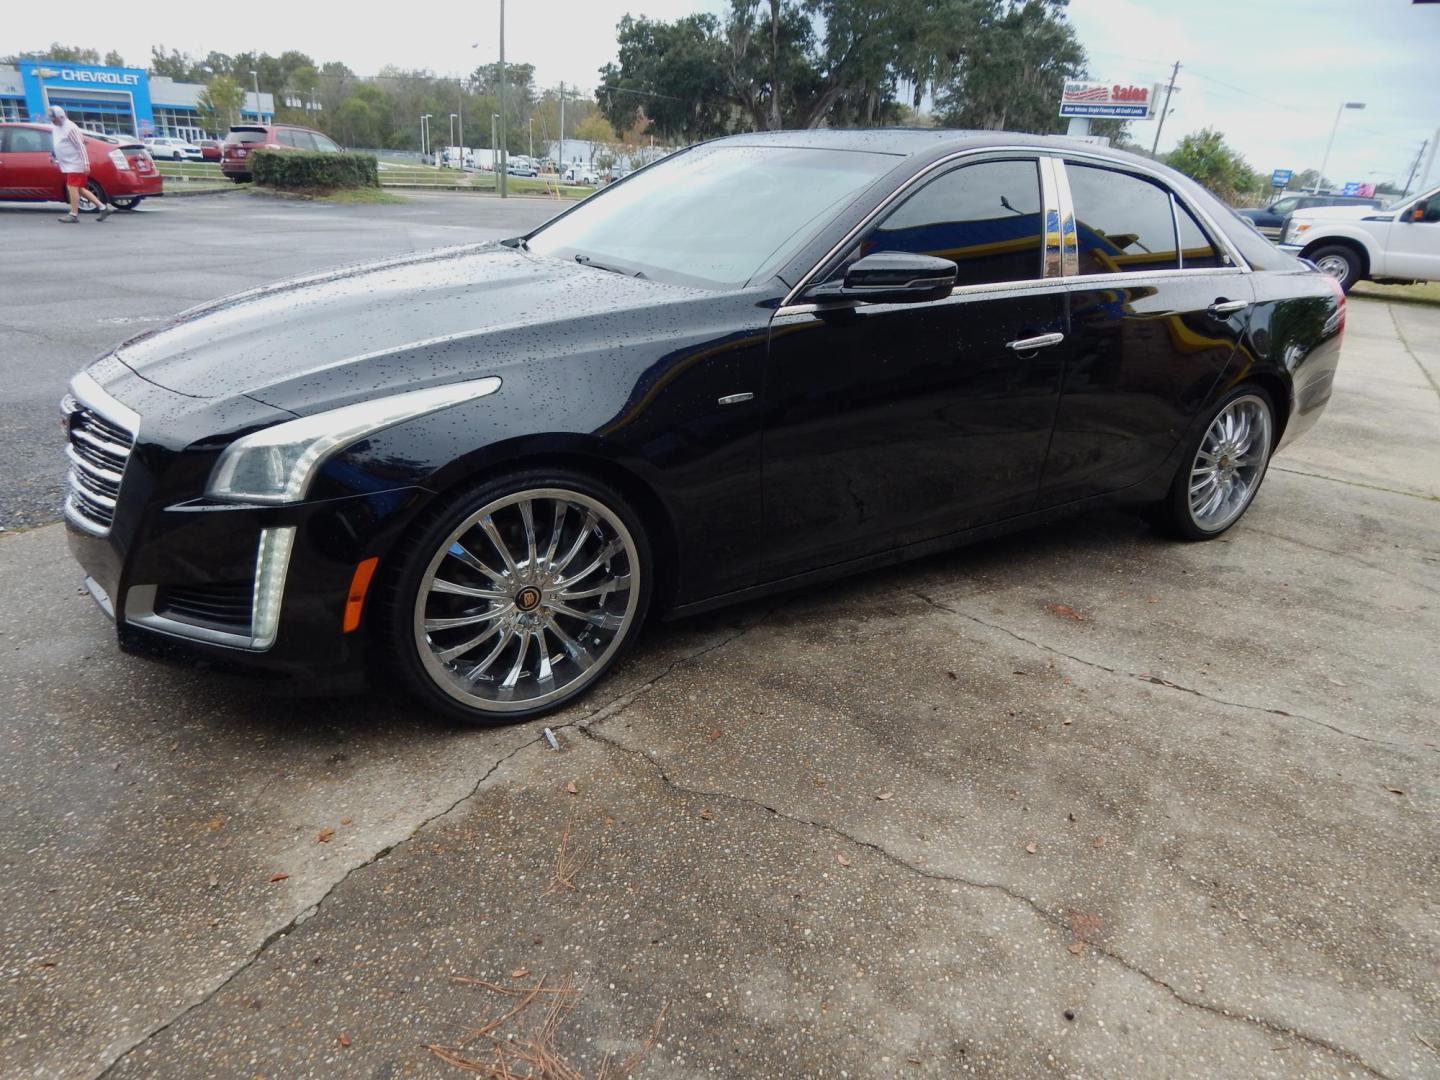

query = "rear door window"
288;130;319;150
4;127;51;153
1175;201;1224;269
313;133;340;152
1065;163;1180;274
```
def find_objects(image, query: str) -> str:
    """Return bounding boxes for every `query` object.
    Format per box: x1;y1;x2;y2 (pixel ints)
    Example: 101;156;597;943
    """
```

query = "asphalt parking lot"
1;193;1437;1079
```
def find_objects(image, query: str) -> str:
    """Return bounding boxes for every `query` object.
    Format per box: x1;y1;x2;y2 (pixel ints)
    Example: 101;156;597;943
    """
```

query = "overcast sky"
7;0;1437;187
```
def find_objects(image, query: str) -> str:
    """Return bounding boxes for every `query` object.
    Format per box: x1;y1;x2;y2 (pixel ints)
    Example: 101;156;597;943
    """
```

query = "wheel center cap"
515;586;542;612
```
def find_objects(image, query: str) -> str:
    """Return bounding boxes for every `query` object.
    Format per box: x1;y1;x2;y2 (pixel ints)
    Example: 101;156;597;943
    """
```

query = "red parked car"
0;122;162;210
198;139;223;162
221;123;343;182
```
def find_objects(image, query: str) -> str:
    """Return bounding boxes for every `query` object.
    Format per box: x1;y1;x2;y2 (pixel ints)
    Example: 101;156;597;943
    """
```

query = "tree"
1288;168;1328;193
597;14;731;143
574;114;617;164
3;43;101;64
104;50;125;67
934;0;1085;132
198;75;246;132
1164;128;1262;203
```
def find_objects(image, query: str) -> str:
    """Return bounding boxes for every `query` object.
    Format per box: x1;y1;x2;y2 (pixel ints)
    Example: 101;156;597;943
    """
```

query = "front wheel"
1308;245;1361;293
382;470;653;725
1155;387;1275;541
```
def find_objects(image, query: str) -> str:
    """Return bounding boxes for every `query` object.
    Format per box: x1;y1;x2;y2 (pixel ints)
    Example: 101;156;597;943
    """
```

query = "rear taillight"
1323;273;1347;339
108;148;130;171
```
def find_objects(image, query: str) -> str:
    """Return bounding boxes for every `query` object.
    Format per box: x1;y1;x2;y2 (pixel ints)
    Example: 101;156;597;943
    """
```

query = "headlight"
1286;220;1313;243
205;377;502;504
108;148;131;171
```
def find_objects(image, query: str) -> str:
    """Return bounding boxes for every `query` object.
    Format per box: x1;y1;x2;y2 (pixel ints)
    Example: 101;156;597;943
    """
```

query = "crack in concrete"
88;619;762;1079
1387;303;1440;403
911;590;1436;758
579;724;1394;1080
1243;525;1440;598
1270;464;1440;504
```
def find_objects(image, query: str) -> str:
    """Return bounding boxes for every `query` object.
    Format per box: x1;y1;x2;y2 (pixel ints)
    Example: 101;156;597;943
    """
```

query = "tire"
380;469;653;725
111;197;143;210
80;180;107;213
1155;386;1276;541
1308;244;1361;293
173;151;184;161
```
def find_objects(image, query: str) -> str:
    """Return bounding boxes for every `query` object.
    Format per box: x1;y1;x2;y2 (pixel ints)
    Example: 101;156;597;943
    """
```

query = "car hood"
113;243;708;411
1289;204;1386;223
1234;208;1270;220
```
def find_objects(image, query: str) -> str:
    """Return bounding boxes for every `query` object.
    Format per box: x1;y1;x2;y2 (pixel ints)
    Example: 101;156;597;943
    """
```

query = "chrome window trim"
780;143;1251;312
1038;156;1063;279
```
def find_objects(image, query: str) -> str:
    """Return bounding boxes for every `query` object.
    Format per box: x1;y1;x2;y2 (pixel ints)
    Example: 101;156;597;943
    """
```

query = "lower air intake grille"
154;583;254;634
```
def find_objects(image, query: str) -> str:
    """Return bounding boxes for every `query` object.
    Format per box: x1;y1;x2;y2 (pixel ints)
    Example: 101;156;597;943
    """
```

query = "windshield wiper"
574;253;645;279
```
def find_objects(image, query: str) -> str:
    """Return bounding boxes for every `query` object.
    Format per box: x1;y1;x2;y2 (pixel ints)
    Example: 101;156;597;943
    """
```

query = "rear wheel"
383;470;652;725
1308;244;1361;293
110;197;143;210
79;180;107;212
1155;387;1275;541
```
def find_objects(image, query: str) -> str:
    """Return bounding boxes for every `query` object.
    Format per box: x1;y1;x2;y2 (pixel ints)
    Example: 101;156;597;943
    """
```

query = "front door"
762;156;1068;580
1386;190;1440;281
1040;160;1252;505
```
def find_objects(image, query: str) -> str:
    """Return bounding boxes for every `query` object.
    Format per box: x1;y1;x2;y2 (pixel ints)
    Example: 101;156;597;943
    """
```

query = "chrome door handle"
1208;299;1249;316
1006;332;1064;353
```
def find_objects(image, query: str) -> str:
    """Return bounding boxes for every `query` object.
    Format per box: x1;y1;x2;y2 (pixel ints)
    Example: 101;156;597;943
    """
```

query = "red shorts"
64;171;89;187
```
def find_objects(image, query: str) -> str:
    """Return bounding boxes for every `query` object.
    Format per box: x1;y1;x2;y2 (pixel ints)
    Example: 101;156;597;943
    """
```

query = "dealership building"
0;59;274;140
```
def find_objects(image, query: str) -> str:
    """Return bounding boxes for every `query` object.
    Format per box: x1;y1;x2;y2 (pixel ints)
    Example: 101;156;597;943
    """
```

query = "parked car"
197;139;223;163
143;136;204;162
506;159;538;178
61;130;1343;724
1280;184;1440;292
220;123;343;182
0;122;162;210
562;164;598;185
1236;192;1384;239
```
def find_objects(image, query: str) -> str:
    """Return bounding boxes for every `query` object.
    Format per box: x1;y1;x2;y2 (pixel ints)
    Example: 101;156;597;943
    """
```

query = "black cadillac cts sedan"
62;130;1344;723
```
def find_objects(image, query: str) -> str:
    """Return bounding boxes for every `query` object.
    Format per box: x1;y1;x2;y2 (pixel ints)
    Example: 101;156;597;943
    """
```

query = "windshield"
527;144;896;289
225;128;269;145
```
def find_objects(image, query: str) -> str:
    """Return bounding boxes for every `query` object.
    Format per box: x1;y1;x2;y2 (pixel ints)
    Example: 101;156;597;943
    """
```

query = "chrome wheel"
1315;253;1351;285
413;488;641;714
1188;394;1272;532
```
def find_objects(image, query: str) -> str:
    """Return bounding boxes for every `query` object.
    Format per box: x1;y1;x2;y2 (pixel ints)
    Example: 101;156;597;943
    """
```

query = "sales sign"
1059;81;1159;119
1270;168;1293;187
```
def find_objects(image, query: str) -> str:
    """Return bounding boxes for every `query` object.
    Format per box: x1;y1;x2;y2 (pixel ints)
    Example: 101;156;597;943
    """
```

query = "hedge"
251;149;379;190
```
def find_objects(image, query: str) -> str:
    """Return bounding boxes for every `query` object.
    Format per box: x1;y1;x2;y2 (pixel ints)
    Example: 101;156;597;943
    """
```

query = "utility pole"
558;82;565;171
250;70;261;123
528;117;533;159
1419;128;1440;193
1402;140;1428;198
457;79;464;167
498;0;507;198
1150;60;1181;157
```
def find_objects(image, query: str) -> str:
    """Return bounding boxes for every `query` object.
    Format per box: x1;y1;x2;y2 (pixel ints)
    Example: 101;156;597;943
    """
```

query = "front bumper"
62;368;428;691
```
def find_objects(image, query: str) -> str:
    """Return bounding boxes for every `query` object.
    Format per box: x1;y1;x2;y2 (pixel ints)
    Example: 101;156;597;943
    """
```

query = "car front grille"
62;394;136;535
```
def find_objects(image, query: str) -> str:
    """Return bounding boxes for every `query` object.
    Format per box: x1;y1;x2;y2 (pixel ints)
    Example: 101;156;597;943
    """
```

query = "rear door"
762;155;1069;578
1039;160;1253;505
0;126;61;200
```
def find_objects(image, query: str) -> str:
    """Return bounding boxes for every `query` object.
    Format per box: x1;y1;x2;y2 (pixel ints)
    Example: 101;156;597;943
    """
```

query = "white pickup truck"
1279;183;1440;292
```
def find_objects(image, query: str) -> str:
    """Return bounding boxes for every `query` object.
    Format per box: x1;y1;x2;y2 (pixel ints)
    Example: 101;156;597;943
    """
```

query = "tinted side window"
1067;163;1179;274
5;127;51;153
291;130;320;151
861;159;1044;287
275;129;296;148
313;133;340;153
1176;201;1222;269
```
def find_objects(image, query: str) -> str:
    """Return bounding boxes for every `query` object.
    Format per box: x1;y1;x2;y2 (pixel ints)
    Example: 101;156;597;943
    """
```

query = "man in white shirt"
49;105;113;222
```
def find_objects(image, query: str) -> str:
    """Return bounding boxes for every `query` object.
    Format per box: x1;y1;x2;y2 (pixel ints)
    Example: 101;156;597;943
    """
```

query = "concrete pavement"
0;265;1437;1075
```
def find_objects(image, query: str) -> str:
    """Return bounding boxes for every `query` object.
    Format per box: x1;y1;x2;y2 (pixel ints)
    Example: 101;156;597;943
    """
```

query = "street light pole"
450;113;458;159
1316;101;1365;193
457;79;464;168
492;112;499;189
250;70;261;123
498;0;507;198
558;81;565;171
